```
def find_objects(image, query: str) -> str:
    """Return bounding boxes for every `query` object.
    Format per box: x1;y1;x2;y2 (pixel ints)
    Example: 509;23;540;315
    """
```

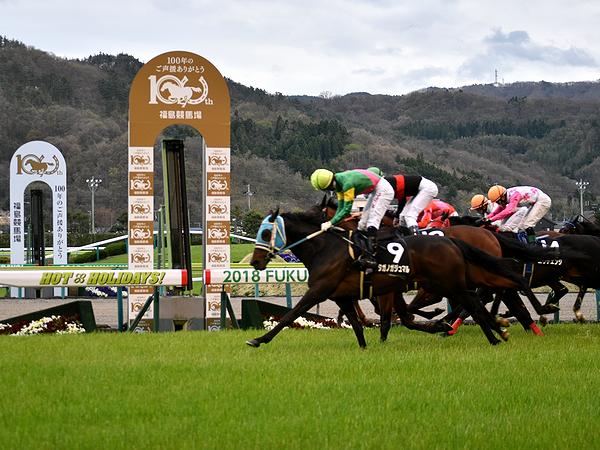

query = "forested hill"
0;36;599;233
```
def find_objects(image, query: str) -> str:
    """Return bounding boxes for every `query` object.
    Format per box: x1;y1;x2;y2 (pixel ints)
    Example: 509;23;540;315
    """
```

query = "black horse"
560;214;600;237
451;215;600;322
248;206;548;348
555;215;600;320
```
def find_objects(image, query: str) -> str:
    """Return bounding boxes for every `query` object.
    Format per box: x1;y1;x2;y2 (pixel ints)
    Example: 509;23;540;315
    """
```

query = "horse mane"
449;215;481;226
282;207;323;226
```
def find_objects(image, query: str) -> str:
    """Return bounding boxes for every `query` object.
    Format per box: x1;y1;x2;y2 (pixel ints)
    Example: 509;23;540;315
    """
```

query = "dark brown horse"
248;206;549;348
322;200;554;340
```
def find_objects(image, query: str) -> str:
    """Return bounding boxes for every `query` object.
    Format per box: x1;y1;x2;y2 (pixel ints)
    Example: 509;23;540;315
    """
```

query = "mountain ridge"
0;36;598;232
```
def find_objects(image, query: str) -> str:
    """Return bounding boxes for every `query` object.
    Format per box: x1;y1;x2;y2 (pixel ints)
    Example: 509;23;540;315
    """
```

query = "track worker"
417;199;458;229
310;168;394;268
486;185;552;243
383;174;438;234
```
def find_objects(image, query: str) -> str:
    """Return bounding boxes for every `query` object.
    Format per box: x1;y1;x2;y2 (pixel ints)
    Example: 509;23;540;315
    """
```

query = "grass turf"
2;323;600;449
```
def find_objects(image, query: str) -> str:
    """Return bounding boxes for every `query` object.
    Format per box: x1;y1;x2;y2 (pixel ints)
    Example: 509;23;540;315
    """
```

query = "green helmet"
367;167;383;177
310;169;334;190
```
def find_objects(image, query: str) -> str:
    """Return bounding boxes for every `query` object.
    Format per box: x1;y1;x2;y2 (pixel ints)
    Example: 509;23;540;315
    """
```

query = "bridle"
254;212;351;261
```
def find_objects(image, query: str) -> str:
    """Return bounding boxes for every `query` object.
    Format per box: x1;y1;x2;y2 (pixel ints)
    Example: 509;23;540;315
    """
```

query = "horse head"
250;209;287;270
562;214;600;236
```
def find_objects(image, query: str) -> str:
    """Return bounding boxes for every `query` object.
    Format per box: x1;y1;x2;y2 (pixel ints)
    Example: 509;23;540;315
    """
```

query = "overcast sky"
2;0;600;96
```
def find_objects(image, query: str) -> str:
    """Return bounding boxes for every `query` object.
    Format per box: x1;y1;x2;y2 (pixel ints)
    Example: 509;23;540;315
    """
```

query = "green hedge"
68;249;108;264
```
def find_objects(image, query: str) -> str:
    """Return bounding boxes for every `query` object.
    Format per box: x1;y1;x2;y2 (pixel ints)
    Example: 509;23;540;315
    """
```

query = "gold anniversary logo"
129;173;153;195
130;154;151;166
208;154;228;166
148;74;212;108
208;252;228;263
131;203;151;215
131;252;152;264
16;154;60;176
208;227;228;239
208;204;228;215
130;222;153;244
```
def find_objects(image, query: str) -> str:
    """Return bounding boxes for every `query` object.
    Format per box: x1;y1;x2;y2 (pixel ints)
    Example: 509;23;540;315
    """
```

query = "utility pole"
244;184;254;210
575;179;589;216
86;177;102;233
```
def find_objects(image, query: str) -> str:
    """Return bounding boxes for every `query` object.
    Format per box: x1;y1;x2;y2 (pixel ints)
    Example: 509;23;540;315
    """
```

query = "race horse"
451;215;600;323
321;200;556;340
554;215;600;320
247;206;549;348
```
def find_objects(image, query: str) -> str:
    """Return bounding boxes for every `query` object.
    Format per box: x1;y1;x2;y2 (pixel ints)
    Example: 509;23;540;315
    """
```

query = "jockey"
469;194;494;216
469;193;528;232
383;174;438;234
417;199;458;229
310;168;394;268
486;185;552;243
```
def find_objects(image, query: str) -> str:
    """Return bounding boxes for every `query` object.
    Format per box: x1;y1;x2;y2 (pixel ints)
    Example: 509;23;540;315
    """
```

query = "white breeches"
358;178;395;231
496;207;528;232
518;192;552;230
398;178;438;228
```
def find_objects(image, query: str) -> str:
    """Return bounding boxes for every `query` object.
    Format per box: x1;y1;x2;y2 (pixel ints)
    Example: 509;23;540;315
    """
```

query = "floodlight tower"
575;179;589;216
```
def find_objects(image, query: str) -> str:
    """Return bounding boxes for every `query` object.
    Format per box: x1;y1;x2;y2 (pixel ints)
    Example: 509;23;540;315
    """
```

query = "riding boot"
359;226;378;270
526;227;536;244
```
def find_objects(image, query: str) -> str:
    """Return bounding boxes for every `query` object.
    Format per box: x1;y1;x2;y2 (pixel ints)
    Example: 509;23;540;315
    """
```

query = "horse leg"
446;308;470;336
338;300;371;327
379;293;394;342
407;289;445;319
454;291;504;345
392;292;451;336
336;300;367;348
521;284;559;315
573;286;587;323
370;297;381;316
432;296;464;332
246;287;328;348
544;282;569;308
501;290;543;336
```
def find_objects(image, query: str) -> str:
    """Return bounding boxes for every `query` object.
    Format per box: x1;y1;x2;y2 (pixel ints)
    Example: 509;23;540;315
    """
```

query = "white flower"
262;316;343;331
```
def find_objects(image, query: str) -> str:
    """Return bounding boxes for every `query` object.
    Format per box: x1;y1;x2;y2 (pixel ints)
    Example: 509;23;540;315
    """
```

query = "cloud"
459;28;599;80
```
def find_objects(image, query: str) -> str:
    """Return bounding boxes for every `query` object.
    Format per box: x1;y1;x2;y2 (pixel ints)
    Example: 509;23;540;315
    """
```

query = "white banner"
0;269;187;288
204;268;309;285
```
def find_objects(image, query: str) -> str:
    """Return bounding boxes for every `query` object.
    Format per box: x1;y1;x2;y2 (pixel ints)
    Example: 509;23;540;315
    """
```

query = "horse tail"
448;237;527;290
493;232;560;261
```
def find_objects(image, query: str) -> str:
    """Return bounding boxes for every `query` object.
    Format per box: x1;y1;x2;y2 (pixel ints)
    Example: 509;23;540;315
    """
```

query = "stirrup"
359;255;378;270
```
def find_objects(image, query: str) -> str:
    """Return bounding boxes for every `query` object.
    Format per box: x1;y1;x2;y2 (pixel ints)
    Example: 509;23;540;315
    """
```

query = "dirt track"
0;293;597;329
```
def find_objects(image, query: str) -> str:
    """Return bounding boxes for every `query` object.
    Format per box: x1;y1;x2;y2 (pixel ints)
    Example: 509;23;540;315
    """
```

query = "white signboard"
9;141;67;297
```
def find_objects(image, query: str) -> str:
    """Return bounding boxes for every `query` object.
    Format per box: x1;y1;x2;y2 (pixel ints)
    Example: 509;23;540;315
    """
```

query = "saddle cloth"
350;229;411;275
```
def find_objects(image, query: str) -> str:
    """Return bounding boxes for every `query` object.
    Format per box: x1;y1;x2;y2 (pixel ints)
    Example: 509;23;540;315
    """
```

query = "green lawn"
2;324;600;449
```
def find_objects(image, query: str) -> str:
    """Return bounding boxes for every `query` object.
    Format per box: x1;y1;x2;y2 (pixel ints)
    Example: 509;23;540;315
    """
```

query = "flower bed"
85;286;128;298
263;315;351;330
0;315;86;336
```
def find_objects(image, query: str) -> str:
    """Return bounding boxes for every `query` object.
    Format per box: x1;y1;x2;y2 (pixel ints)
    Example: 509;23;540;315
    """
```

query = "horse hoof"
539;315;548;326
246;339;261;348
500;329;510;341
574;311;585;323
496;316;510;327
440;322;453;333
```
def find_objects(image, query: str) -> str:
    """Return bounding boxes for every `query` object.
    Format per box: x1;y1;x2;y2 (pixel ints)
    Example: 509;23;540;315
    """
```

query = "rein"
278;227;353;254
